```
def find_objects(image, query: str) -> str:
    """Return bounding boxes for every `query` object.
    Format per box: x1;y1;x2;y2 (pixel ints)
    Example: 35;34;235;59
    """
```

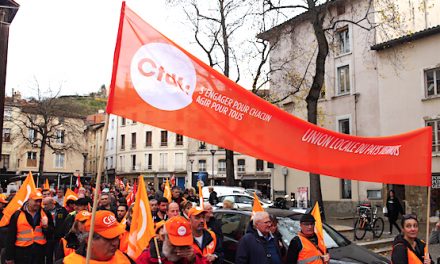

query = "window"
110;138;114;150
159;153;168;171
256;159;264;172
56;130;65;144
27;152;37;168
341;179;352;199
237;196;253;205
219;159;226;172
29;129;36;142
367;190;382;200
131;132;136;149
338;118;350;134
1;154;10;169
132;120;137;124
337;65;350;95
337;26;350;55
267;162;274;169
199;160;207;172
427;119;440;153
145;131;152;147
119;155;125;171
121;118;126;126
146;153;153;170
176;134;183;146
111;119;115;130
120;134;125;150
54;153;65;168
4;107;12;121
110;157;113;168
237;159;245;172
425;68;440;97
131;155;136;171
175;153;184;170
199;141;206;150
3;128;11;143
160;131;168;146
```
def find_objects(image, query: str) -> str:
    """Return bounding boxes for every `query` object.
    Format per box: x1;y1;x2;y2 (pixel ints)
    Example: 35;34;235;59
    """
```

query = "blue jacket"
235;222;282;264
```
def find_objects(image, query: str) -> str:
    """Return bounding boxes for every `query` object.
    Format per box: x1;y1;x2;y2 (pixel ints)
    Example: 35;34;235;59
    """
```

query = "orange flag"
0;172;36;227
252;192;264;215
198;181;204;208
127;175;155;259
163;179;172;203
311;202;327;254
43;178;50;190
63;189;78;207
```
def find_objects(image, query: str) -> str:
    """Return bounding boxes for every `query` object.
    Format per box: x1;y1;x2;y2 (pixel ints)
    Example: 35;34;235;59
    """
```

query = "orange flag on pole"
63;189;78;207
198;181;204;208
163;179;172;203
43;178;50;190
0;172;36;227
311;202;327;254
252;192;264;215
127;175;155;259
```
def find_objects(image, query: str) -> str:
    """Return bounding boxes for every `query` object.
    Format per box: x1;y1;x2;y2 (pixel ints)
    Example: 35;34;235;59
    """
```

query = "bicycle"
353;203;384;240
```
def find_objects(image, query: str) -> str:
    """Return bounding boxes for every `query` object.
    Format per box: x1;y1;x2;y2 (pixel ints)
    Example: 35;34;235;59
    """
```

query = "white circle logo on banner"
131;43;196;111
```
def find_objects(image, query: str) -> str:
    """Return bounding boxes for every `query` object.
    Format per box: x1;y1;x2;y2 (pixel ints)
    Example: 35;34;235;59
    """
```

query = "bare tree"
169;0;287;186
11;85;85;177
263;0;402;218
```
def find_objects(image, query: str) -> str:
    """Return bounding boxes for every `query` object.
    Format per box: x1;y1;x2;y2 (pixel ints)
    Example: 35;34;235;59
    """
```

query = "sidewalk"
325;216;440;261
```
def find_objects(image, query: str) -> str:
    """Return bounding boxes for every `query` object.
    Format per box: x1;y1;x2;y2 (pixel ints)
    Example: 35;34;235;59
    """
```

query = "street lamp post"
189;159;194;188
210;149;216;186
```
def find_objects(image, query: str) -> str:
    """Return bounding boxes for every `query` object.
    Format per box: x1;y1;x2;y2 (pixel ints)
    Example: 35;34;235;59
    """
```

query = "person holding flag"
285;209;330;263
5;189;55;264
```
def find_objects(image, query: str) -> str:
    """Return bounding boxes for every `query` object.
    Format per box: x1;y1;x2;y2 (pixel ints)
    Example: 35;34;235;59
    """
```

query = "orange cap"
30;190;43;200
75;210;91;222
85;211;125;239
0;196;7;204
155;220;166;234
165;216;193;246
188;207;205;218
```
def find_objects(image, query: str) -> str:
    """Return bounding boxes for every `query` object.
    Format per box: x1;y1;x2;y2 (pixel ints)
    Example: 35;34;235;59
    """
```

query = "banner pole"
85;114;110;264
153;237;163;264
426;186;431;256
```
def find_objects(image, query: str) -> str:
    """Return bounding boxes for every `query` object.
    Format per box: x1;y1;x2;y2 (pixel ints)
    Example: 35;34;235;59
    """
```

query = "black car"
214;208;390;264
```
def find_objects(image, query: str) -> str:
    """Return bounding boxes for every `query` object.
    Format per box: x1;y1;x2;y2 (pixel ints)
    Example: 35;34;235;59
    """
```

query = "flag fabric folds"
163;179;172;203
106;2;432;186
0;172;36;227
63;189;78;207
127;175;155;259
252;192;264;215
311;202;327;254
43;178;50;190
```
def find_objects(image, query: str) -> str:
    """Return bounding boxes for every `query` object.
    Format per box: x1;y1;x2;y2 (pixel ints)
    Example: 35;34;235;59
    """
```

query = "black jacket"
386;197;404;219
235;223;282;264
208;191;219;206
5;204;55;261
391;234;433;264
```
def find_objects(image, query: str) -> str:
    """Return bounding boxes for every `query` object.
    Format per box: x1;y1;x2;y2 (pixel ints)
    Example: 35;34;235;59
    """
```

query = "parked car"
215;194;273;209
214;208;390;264
202;186;246;199
244;188;263;198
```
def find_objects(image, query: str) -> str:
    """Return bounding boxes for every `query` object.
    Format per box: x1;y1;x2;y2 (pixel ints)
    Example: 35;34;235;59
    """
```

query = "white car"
215;193;273;209
202;185;246;200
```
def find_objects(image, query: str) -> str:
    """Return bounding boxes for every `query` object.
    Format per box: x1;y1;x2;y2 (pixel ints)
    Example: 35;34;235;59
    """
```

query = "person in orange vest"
391;214;432;264
5;189;55;264
58;210;134;263
188;207;223;263
285;214;329;264
54;210;90;261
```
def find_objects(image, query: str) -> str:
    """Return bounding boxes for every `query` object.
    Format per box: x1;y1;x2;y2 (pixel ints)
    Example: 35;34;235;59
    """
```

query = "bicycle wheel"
372;217;384;238
354;218;367;240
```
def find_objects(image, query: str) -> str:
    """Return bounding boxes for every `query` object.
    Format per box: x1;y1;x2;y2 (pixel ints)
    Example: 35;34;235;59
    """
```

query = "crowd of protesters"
1;181;438;264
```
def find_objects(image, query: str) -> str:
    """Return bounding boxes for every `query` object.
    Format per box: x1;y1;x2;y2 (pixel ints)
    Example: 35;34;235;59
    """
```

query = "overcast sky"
6;0;196;97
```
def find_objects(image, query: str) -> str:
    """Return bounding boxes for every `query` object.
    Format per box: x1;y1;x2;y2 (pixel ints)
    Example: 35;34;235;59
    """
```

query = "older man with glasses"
236;211;282;264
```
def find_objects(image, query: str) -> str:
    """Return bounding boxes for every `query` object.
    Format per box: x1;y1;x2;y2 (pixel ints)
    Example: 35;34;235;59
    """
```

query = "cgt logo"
103;215;117;226
130;43;196;111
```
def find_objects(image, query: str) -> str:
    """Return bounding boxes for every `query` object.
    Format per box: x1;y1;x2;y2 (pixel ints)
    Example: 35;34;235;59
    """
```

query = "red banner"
107;3;432;186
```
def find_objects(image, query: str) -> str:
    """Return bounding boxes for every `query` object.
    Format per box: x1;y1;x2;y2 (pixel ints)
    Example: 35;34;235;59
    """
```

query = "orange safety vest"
119;230;129;253
62;249;132;264
297;233;325;264
15;210;48;247
406;249;423;264
61;238;75;257
192;230;217;257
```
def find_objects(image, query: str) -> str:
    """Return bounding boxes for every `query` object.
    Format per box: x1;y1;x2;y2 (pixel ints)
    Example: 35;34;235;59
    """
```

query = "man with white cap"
59;210;134;263
5;189;55;264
